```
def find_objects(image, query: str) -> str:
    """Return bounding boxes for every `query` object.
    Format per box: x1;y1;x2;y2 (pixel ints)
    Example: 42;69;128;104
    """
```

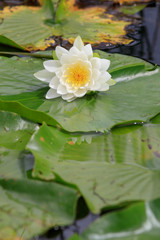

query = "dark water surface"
108;2;160;66
33;2;160;240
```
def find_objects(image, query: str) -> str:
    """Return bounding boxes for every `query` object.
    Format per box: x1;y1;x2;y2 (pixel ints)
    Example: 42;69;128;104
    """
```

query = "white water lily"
34;36;115;102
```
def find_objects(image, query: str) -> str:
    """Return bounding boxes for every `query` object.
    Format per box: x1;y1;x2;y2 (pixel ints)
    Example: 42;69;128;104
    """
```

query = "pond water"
33;2;160;240
107;1;160;66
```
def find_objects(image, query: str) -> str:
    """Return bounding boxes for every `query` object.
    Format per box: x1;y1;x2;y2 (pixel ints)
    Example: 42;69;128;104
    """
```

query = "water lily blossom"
34;36;115;102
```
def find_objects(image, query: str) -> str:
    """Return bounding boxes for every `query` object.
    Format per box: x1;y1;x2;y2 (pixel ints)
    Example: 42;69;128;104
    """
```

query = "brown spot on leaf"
3;127;8;132
40;137;44;142
56;124;62;130
68;141;75;145
61;0;133;46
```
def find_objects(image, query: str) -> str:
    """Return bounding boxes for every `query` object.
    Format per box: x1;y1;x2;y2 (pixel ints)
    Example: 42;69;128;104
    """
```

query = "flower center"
65;62;90;88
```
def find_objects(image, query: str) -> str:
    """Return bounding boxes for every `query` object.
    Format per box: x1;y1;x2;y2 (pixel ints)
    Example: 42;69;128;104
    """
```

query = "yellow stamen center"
65;62;90;88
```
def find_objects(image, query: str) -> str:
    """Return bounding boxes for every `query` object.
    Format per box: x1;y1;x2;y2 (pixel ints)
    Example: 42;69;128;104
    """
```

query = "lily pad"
0;0;145;50
0;111;78;240
0;111;37;179
0;52;159;133
0;179;78;240
69;199;160;240
27;123;160;213
55;0;132;46
0;2;56;51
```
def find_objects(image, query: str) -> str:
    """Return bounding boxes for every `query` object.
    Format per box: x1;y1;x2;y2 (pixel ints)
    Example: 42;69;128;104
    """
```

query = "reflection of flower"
34;36;115;102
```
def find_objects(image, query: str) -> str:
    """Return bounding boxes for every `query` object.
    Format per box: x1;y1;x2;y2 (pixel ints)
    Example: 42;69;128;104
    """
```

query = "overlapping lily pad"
0;0;145;50
69;199;160;240
27;122;160;213
0;111;37;179
55;0;132;46
0;111;78;240
0;2;56;51
0;52;159;133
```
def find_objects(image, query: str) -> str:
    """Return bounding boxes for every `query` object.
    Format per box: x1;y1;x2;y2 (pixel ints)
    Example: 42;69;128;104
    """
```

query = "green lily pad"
69;199;160;240
0;178;78;240
0;111;78;240
27;123;160;213
0;52;159;133
0;111;37;179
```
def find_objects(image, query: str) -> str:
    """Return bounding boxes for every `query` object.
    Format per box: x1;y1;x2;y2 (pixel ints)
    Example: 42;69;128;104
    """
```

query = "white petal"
90;57;101;69
77;52;88;61
44;60;61;72
88;69;100;90
57;84;68;94
91;81;101;90
99;83;109;91
100;59;110;71
46;89;60;99
60;55;76;65
55;46;68;59
67;97;76;102
83;44;93;58
34;70;54;82
92;69;101;81
65;84;77;93
101;72;111;83
69;46;80;55
62;93;75;100
49;76;60;89
55;69;63;78
87;77;94;89
61;53;88;65
73;36;84;50
74;89;87;97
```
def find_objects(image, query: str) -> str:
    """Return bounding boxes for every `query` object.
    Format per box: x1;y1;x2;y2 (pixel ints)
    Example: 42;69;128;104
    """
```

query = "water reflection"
108;2;160;66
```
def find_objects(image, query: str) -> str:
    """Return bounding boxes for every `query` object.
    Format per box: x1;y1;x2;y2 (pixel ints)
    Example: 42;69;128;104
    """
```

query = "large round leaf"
55;0;132;46
27;122;160;213
0;0;145;50
0;52;159;133
0;1;56;51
